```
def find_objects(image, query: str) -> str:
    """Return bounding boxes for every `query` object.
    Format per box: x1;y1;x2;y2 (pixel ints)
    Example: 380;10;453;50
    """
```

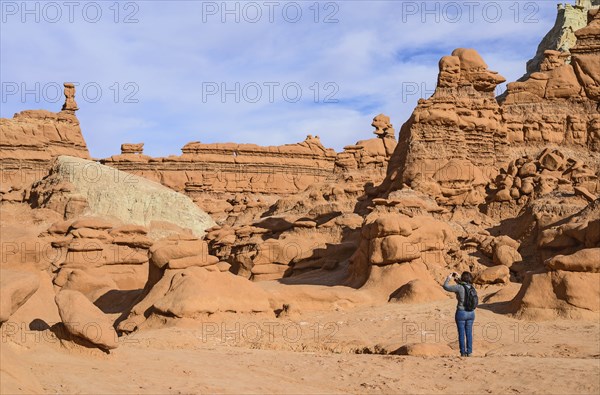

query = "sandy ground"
2;299;599;395
1;204;599;394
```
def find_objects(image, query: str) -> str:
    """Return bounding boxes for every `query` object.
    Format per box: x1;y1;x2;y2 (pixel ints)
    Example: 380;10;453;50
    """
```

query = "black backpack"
462;283;478;311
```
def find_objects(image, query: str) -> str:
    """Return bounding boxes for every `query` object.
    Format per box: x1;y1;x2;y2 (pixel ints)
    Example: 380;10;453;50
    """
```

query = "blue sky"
1;0;558;158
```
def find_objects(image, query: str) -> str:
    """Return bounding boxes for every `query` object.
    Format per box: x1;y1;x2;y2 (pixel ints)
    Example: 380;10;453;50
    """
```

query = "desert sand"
2;293;599;394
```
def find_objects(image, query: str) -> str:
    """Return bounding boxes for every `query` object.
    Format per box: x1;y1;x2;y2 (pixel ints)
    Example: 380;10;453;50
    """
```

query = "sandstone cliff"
379;28;599;208
0;83;89;198
524;0;600;77
379;48;509;206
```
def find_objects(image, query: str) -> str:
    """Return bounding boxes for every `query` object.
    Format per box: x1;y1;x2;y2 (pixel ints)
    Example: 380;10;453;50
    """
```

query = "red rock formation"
488;148;598;207
121;143;145;155
104;112;399;201
334;114;397;183
0;83;89;196
571;8;600;101
381;30;600;208
509;199;600;319
523;0;599;77
502;10;600;153
61;82;79;112
380;48;508;206
102;115;396;223
2;6;599;331
102;135;337;195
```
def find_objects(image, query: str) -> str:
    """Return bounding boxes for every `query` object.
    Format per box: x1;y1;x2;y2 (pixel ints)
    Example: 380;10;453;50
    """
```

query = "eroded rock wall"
0;84;89;198
381;27;600;208
379;48;509;206
524;0;600;77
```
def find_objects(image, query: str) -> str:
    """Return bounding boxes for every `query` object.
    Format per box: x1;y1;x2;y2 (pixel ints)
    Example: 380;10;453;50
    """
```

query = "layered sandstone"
118;234;270;332
334;114;397;183
102;135;337;195
205;181;366;281
104;114;398;198
524;0;600;77
502;10;600;155
486;148;598;218
380;36;599;208
100;115;397;223
0;83;89;196
510;199;600;319
379;48;508;206
1;3;599;341
0;269;40;323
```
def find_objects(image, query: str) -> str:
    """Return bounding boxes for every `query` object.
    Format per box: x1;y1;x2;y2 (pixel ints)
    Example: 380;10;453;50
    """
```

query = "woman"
443;271;475;357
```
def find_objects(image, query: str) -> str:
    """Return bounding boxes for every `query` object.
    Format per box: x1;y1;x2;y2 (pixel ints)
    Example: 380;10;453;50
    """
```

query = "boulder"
0;270;40;323
388;279;448;303
475;265;510;285
151;267;271;317
55;290;119;350
546;248;600;273
29;156;215;236
149;239;208;269
512;270;600;319
493;235;520;250
493;245;522;268
60;269;118;301
370;235;422;265
363;214;413;239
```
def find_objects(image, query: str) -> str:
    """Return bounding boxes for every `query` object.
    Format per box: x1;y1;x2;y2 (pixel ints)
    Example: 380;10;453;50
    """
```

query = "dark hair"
461;271;473;284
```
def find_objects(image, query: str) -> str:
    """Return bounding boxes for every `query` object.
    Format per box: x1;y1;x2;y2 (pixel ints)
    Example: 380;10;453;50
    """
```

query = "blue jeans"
455;309;475;355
